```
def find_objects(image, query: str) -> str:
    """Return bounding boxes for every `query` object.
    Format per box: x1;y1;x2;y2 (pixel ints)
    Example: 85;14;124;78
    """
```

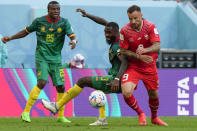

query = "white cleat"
89;118;108;126
41;99;59;115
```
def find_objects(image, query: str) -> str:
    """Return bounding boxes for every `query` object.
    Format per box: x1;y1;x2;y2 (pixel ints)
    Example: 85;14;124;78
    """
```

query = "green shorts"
36;60;65;86
91;75;121;94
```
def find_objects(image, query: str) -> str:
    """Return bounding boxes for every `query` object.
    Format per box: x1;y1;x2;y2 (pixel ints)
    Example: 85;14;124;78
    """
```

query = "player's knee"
122;91;132;98
148;90;159;99
37;80;47;89
56;85;65;93
77;76;91;88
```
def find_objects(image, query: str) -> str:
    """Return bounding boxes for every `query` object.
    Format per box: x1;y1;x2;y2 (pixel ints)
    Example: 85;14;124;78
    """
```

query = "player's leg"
21;61;48;122
143;74;168;126
49;63;70;123
121;70;146;126
56;76;92;109
42;76;91;113
89;76;113;126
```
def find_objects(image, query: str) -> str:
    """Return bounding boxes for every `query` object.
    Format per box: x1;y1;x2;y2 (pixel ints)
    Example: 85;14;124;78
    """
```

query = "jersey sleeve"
65;19;74;36
25;18;38;33
119;28;129;49
149;24;160;43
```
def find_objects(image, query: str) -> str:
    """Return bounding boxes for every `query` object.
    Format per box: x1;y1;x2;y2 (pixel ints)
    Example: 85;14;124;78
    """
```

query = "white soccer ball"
89;90;106;108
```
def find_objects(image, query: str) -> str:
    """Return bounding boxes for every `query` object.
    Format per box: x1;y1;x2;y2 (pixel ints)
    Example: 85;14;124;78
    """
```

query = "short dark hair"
106;22;119;30
127;5;141;14
48;1;59;10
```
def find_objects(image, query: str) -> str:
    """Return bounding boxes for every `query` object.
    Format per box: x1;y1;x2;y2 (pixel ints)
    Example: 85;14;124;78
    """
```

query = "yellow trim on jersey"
25;27;30;33
68;33;75;38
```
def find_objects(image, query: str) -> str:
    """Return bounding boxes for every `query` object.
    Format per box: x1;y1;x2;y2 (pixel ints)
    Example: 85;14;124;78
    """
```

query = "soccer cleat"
41;99;59;115
138;113;147;126
57;117;71;123
21;112;31;123
151;117;168;126
89;118;108;126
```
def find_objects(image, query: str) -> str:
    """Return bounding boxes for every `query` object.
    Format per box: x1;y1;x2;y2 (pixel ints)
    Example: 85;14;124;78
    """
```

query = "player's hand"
138;55;153;64
76;8;87;17
107;79;120;93
69;40;77;50
1;36;11;44
136;44;147;55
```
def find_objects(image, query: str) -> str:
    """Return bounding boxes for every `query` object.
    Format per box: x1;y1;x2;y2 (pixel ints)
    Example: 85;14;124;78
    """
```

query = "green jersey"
108;37;121;78
26;15;74;63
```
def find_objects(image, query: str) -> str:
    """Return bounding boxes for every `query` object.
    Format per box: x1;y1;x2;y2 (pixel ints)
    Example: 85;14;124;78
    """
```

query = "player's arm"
109;53;129;93
115;54;129;79
120;48;138;58
120;48;153;64
2;29;29;43
136;42;160;55
76;8;108;26
68;34;77;49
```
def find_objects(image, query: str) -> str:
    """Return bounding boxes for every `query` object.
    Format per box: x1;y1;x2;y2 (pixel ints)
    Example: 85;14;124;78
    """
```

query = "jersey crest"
57;27;62;33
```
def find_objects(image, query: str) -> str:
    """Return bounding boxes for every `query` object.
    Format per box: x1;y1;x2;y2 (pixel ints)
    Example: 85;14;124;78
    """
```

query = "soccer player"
119;5;168;126
2;1;77;123
41;9;129;126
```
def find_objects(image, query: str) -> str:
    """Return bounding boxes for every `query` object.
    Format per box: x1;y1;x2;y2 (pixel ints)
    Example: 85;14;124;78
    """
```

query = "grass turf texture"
0;117;196;131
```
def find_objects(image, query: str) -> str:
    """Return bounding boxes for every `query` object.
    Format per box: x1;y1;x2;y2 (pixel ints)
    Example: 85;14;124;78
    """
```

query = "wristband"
115;77;120;81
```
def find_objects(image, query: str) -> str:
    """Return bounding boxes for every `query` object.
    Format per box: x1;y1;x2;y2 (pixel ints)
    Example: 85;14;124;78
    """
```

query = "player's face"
104;26;117;44
128;11;143;30
48;4;60;20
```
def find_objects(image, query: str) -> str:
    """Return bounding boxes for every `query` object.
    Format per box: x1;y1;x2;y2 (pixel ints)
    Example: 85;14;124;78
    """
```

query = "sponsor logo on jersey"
57;27;62;33
41;26;45;32
49;28;54;31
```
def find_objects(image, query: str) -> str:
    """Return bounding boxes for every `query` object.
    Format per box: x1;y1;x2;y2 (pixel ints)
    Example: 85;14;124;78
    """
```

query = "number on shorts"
59;69;64;77
122;74;129;81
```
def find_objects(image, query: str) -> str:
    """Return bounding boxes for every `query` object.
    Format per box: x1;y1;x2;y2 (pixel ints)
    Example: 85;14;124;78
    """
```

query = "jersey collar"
112;36;120;44
46;15;59;23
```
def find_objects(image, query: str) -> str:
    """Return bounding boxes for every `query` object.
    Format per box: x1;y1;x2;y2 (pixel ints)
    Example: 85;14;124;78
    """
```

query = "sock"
149;97;159;119
57;93;65;117
24;85;41;112
124;94;143;115
57;84;83;108
99;106;106;119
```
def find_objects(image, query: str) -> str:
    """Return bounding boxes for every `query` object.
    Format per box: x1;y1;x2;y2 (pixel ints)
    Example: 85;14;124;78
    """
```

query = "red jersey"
120;20;160;74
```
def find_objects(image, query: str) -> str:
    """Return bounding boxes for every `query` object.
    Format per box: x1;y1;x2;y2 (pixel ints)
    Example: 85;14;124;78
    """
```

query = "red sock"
124;95;143;115
149;98;159;119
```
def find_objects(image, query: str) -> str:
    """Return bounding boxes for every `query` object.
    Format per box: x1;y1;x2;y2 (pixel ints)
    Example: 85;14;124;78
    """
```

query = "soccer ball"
89;90;106;108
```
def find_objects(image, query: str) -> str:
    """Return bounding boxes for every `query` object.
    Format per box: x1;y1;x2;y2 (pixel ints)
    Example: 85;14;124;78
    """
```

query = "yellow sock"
24;85;41;112
57;93;65;117
57;84;83;108
99;106;106;119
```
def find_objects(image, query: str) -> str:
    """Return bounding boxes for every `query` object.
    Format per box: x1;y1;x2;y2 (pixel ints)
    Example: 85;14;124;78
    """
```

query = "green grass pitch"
0;116;197;131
